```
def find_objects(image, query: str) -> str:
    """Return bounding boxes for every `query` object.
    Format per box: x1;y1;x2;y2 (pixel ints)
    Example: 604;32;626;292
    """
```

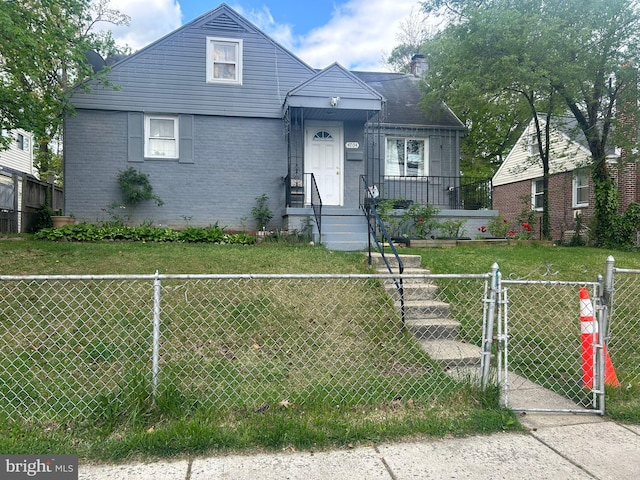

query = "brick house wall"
493;171;596;241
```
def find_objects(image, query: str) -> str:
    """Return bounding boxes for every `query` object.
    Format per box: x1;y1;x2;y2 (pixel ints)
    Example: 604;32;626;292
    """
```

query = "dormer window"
206;37;243;85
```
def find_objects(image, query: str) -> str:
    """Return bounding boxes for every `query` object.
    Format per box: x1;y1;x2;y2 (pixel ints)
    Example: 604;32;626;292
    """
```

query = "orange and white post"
579;287;619;388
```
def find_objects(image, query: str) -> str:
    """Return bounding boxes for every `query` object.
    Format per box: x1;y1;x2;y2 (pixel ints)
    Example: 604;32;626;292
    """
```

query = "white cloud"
102;0;182;52
104;0;424;70
295;0;425;71
231;4;297;51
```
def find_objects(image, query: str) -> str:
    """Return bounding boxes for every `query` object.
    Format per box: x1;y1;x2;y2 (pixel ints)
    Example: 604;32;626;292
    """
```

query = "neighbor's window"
145;115;179;159
532;178;545;210
16;133;24;150
573;169;589;207
527;132;540;156
206;37;243;84
385;138;427;177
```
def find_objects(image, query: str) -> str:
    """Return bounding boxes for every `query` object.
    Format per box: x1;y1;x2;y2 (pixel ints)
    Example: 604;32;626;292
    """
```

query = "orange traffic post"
579;287;619;388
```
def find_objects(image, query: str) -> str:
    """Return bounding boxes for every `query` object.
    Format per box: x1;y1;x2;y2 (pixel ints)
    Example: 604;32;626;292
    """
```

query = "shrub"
117;167;163;208
487;214;510;238
405;202;440;239
34;224;256;245
252;194;273;231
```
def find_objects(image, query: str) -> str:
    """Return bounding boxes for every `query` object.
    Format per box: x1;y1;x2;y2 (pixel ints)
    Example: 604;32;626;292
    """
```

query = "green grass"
0;237;517;462
401;242;640;422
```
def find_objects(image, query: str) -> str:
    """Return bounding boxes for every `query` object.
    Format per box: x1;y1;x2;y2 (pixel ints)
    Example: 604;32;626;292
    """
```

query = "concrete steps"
371;252;481;368
320;208;369;251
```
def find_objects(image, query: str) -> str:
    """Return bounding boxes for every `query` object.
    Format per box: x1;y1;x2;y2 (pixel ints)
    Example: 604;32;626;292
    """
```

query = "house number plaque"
345;142;359;149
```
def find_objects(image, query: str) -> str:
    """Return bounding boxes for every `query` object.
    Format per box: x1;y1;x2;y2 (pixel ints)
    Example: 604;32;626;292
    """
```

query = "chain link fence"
610;266;640;386
0;273;488;423
2;266;636;424
498;280;601;409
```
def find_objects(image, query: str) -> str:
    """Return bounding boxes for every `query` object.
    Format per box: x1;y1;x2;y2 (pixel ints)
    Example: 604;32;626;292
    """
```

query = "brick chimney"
410;54;428;77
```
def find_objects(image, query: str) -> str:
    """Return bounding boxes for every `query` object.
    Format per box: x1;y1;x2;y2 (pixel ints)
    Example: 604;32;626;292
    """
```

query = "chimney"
410;54;427;77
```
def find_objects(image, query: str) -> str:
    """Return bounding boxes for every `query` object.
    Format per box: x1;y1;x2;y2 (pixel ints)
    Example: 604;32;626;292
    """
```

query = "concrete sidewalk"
79;414;640;480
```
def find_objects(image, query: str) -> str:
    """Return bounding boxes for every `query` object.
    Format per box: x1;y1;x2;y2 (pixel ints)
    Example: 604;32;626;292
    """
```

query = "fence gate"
489;277;606;415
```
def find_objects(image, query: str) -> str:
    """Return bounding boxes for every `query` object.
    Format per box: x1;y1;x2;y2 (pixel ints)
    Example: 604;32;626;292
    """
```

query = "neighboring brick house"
492;116;619;241
64;4;480;250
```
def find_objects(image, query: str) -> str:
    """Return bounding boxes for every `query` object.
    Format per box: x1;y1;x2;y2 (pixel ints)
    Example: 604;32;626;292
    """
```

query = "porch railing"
370;175;492;210
285;173;322;242
308;173;322;242
360;175;405;325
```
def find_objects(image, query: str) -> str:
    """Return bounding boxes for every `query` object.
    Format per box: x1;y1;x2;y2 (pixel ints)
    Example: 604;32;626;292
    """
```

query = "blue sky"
105;0;429;71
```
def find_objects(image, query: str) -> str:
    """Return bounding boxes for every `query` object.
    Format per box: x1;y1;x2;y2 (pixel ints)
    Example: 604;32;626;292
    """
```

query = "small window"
573;169;589;207
385;138;427;177
313;131;333;141
206;37;243;84
527;132;539;156
16;134;24;150
145;115;179;159
532;178;544;210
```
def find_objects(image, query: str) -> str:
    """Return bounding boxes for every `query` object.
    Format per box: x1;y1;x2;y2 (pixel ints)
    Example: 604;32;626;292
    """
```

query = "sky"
104;0;429;71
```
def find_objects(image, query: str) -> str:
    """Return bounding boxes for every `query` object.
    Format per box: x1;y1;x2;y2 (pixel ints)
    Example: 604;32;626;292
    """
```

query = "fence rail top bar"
0;273;492;281
613;268;640;274
501;279;600;287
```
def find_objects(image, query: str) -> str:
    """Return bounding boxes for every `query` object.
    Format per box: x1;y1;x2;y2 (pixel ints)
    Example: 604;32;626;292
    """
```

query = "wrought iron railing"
284;173;322;242
370;175;492;210
360;175;405;325
308;173;322;242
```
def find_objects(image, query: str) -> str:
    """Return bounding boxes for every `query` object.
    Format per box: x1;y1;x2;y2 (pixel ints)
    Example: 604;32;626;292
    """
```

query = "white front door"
305;122;343;206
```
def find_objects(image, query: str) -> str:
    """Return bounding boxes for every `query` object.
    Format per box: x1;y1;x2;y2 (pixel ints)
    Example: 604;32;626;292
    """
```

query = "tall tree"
421;0;640;246
0;0;129;179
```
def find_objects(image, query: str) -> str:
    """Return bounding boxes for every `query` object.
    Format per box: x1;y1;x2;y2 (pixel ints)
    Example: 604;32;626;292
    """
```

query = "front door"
305;122;343;206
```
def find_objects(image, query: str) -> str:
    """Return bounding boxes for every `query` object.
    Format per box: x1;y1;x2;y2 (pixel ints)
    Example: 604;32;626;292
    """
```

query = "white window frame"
527;132;539;156
206;37;243;85
384;137;428;177
573;168;589;208
145;115;179;159
532;178;544;211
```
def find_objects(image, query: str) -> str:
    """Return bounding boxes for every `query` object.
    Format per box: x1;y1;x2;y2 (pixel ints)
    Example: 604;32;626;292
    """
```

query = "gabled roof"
107;3;315;75
285;63;383;110
493;116;600;187
353;72;465;129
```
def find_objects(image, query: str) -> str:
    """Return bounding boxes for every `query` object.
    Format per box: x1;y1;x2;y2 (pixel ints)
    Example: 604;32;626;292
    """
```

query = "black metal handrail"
308;173;322;242
360;175;405;326
284;173;322;242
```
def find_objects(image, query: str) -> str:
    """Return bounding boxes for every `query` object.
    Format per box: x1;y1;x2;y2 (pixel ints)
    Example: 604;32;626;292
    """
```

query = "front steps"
370;252;481;369
320;208;369;251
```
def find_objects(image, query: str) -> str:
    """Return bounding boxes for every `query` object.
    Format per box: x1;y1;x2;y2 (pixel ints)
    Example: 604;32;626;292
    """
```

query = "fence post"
603;255;615;306
481;262;500;389
152;270;161;404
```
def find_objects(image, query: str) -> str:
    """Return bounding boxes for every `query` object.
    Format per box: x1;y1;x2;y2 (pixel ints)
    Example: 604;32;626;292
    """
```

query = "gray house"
66;4;481;250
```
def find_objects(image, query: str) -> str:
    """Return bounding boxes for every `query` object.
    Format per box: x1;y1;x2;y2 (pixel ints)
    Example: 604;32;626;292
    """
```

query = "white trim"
144;115;179;159
532;178;544;211
304;121;344;206
206;37;243;85
384;137;429;177
572;168;589;208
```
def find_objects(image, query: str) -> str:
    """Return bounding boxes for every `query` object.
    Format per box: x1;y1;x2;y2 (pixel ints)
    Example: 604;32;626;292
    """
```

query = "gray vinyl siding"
71;10;315;118
290;66;381;100
65;110;287;229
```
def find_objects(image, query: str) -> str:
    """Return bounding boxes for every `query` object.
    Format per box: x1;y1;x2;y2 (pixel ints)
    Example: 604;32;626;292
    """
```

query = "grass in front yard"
0;237;518;462
405;243;640;422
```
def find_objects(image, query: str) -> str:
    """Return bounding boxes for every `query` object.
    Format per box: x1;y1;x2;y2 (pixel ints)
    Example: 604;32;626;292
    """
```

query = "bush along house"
65;3;492;250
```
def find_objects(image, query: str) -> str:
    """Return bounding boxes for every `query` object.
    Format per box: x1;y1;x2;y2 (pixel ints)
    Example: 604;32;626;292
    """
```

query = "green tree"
421;1;564;238
420;0;640;245
0;0;129;175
